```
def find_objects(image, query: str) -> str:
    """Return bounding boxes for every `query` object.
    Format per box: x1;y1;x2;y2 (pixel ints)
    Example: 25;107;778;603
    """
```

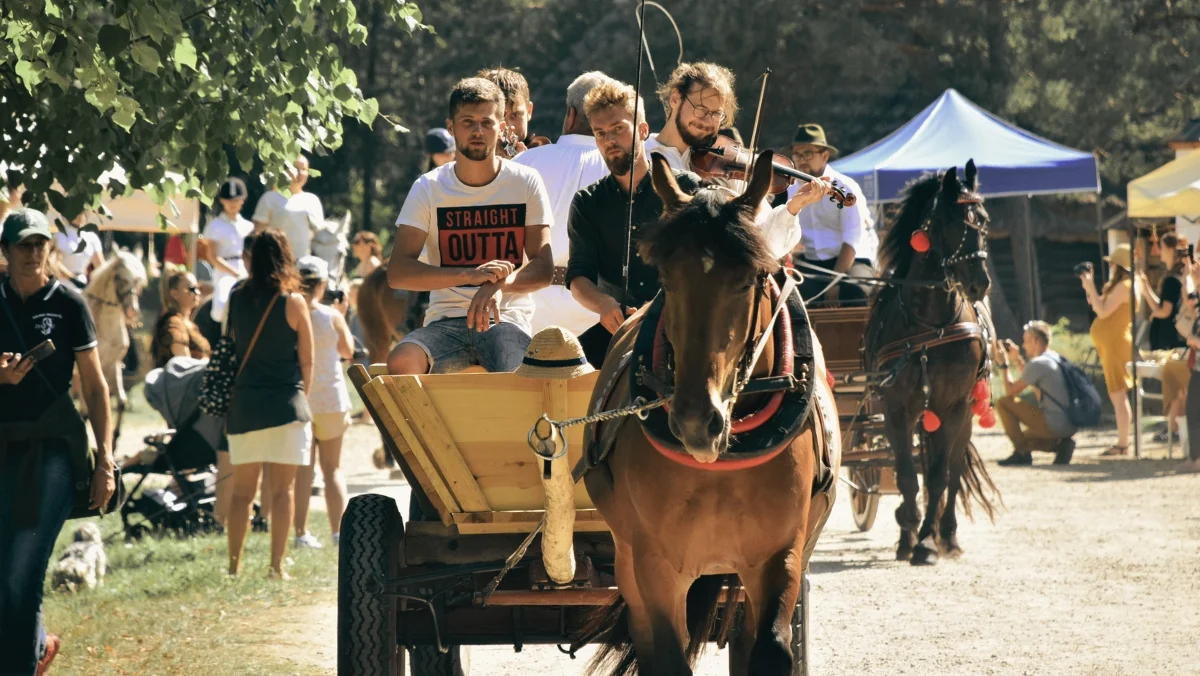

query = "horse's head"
640;151;780;462
929;160;990;303
311;212;351;286
87;250;147;326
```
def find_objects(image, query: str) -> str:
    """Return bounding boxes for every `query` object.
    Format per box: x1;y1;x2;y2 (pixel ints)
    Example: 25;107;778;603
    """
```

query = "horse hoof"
896;542;914;561
910;545;938;566
942;546;964;559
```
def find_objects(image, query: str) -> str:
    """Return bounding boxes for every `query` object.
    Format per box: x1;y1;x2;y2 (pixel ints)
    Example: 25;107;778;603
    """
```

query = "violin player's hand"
786;177;833;216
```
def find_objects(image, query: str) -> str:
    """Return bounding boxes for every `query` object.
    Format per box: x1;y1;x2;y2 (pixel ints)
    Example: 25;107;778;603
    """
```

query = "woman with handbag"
216;228;314;579
0;208;116;674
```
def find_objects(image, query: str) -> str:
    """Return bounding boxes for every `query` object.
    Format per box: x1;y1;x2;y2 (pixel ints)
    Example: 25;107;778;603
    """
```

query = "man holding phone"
0;207;115;673
992;321;1078;466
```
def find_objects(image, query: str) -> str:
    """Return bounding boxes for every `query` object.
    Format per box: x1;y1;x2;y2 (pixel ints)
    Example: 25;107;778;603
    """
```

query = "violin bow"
622;0;650;313
746;68;771;166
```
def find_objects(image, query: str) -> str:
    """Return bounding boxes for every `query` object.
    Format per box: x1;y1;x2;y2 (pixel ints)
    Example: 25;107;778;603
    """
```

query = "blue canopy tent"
832;88;1100;203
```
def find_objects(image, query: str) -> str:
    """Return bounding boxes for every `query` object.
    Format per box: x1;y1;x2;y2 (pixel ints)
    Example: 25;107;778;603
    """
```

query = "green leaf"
173;35;197;71
14;60;42;93
45;0;62;18
111;96;140;131
360;97;379;126
97;25;130;59
333;83;353;102
131;43;161;73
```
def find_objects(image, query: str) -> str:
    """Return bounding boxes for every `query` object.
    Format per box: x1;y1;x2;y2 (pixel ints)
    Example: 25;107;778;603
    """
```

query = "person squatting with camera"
993;321;1078;466
0;208;117;673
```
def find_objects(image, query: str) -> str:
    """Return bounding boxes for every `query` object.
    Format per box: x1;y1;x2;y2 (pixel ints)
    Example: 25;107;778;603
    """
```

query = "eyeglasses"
792;149;824;162
684;96;726;124
188;286;201;294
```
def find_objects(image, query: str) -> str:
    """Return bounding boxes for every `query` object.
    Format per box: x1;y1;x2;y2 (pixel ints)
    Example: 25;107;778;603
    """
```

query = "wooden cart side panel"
451;509;610;535
390;377;491;513
365;378;460;524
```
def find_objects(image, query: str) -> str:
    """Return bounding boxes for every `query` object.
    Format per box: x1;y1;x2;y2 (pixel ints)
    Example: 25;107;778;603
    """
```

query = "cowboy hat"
1104;243;1132;272
791;123;838;157
515;326;596;380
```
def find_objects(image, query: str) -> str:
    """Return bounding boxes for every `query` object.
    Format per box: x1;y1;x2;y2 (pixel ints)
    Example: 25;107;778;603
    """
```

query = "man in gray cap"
0;207;115;673
786;123;878;307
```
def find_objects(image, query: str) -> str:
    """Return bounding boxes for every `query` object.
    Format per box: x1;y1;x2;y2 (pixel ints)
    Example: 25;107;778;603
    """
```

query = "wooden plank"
368;378;461;522
392;377;491;513
451;509;611;535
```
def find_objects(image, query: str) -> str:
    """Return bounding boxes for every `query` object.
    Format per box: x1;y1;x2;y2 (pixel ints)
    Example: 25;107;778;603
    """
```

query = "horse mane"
84;250;147;293
876;172;946;282
638;188;778;274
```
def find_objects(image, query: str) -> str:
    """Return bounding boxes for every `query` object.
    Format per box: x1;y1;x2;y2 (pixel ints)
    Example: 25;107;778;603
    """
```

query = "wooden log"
451;510;611;535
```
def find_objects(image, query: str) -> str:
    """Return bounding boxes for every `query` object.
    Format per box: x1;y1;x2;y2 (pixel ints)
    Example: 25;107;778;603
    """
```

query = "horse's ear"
964;159;978;191
735;150;774;211
941;165;959;194
650;152;690;212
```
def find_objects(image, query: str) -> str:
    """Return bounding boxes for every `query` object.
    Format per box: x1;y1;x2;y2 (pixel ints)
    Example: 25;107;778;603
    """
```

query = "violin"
690;135;857;208
500;131;553;158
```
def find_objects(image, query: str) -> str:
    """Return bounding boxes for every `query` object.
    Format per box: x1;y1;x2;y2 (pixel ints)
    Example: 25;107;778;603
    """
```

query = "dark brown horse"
355;265;419;364
862;160;1001;566
580;152;839;675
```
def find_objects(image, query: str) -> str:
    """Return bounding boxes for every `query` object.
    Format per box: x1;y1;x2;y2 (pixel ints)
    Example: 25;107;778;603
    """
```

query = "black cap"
425;128;455;154
219;177;248;200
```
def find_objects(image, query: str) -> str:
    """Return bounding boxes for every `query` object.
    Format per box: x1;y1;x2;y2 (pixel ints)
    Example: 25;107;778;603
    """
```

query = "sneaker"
998;452;1032;466
1053;438;1076;465
37;633;60;676
294;533;323;549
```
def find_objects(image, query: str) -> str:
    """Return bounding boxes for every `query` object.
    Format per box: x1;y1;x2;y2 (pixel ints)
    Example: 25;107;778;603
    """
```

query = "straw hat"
1104;243;1132;272
515;326;596;379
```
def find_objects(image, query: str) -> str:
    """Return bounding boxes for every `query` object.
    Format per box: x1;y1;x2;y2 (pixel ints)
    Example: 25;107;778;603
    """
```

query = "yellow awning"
1128;151;1200;219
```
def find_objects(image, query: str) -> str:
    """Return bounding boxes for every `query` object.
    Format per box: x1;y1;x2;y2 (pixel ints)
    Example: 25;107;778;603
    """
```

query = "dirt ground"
118;416;1200;675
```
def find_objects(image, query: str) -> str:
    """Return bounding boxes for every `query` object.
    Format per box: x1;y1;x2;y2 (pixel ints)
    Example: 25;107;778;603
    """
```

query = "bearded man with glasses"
787;123;879;308
644;62;738;172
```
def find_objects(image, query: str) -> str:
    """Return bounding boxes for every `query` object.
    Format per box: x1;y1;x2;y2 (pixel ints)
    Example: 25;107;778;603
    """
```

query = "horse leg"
939;417;973;558
737;548;803;676
610;537;657;674
630;544;693;675
912;404;965;566
885;411;920;561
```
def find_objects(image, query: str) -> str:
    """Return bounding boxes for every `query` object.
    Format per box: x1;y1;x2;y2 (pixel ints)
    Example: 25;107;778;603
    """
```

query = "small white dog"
51;522;107;593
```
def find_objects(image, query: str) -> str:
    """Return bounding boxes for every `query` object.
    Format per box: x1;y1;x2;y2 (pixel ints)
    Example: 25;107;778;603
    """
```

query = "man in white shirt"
643;61;736;174
251;154;325;259
513;71;615;337
786;123;878;308
386;77;554;376
52;214;105;288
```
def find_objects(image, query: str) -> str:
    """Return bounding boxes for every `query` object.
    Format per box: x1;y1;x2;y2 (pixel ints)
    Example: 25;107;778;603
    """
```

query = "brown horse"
580;152;839;675
354;265;419;364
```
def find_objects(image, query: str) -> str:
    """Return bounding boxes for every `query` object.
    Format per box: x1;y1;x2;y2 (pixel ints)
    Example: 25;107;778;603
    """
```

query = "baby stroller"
120;357;241;540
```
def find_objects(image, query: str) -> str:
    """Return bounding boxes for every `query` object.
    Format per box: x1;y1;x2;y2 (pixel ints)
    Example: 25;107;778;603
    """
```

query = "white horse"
310;211;351;290
81;250;148;442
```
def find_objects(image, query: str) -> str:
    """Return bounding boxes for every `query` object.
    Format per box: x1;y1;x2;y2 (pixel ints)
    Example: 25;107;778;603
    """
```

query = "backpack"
1041;353;1103;429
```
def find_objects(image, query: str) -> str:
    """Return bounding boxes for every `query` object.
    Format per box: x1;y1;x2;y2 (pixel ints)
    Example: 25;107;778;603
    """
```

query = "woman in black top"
1139;234;1192;441
223;228;314;579
0;208;115;672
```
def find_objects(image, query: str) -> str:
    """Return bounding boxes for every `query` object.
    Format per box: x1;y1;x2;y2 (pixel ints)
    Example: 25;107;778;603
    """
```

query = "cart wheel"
339;493;404;676
410;645;471;676
790;574;809;676
848;467;881;532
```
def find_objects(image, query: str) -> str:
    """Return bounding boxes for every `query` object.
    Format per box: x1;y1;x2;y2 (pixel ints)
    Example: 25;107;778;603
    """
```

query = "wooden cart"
342;364;812;676
809;307;899;532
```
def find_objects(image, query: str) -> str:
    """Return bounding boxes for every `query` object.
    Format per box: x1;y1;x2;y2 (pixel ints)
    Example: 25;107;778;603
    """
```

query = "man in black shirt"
566;80;703;367
0;207;114;672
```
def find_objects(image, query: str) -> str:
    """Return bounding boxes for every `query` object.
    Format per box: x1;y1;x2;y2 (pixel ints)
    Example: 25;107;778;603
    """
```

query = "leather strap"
235;292;280;381
551;266;568;287
876;322;982;368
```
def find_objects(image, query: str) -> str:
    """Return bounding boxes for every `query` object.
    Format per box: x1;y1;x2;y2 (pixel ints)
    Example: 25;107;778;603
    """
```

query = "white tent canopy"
1127;151;1200;220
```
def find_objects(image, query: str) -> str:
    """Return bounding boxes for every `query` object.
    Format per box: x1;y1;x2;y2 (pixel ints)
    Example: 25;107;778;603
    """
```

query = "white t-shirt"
202;212;254;322
644;133;692;172
308;303;351;414
54;226;103;282
786;165;877;264
252;189;324;258
513;135;609;336
395;160;553;334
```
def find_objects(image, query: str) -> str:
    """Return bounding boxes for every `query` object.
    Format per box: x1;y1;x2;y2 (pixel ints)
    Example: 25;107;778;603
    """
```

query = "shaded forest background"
252;0;1199;243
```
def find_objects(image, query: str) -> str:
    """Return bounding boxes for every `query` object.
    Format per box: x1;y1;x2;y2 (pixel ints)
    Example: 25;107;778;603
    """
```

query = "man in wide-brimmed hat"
787;123;878;308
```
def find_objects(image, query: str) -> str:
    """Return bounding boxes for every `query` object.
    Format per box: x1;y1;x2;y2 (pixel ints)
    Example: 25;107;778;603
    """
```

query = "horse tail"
573;574;740;675
954;439;1003;523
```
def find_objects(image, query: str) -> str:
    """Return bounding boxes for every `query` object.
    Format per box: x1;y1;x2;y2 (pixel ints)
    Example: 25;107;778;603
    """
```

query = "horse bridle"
916;189;990;289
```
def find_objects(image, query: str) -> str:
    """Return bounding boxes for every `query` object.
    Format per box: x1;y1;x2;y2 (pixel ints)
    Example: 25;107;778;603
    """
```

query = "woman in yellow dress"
1082;244;1135;456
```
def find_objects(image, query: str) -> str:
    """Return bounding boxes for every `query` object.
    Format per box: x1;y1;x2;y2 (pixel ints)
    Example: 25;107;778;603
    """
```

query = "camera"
1072;261;1093;277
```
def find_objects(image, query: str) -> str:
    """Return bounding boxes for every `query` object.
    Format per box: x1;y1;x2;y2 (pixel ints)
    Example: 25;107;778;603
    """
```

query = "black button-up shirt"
565;169;701;308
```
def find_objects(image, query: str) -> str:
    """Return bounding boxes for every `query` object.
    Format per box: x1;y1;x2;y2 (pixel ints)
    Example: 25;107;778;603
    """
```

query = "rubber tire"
410;645;471;676
849;466;881;532
338;493;404;676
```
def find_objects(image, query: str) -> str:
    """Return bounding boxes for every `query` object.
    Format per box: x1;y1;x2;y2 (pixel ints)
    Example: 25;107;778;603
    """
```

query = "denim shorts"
400;317;531;373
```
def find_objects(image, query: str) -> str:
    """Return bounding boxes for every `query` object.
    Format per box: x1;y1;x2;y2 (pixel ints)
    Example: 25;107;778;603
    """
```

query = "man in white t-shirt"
386;77;554;375
513;71;614;337
52;214;105;288
251;154;325;259
643;61;735;175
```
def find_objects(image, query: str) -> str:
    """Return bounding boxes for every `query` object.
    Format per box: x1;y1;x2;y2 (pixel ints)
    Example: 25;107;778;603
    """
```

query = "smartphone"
1189;244;1194;262
17;339;55;367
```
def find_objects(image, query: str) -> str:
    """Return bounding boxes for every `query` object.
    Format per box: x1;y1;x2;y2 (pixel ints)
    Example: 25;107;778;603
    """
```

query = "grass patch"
43;513;339;675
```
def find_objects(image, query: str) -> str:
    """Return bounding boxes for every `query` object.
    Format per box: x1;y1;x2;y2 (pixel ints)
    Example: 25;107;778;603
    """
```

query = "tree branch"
129;0;239;45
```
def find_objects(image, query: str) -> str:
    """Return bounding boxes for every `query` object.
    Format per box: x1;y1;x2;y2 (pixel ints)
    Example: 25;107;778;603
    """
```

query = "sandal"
1100;445;1129;457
